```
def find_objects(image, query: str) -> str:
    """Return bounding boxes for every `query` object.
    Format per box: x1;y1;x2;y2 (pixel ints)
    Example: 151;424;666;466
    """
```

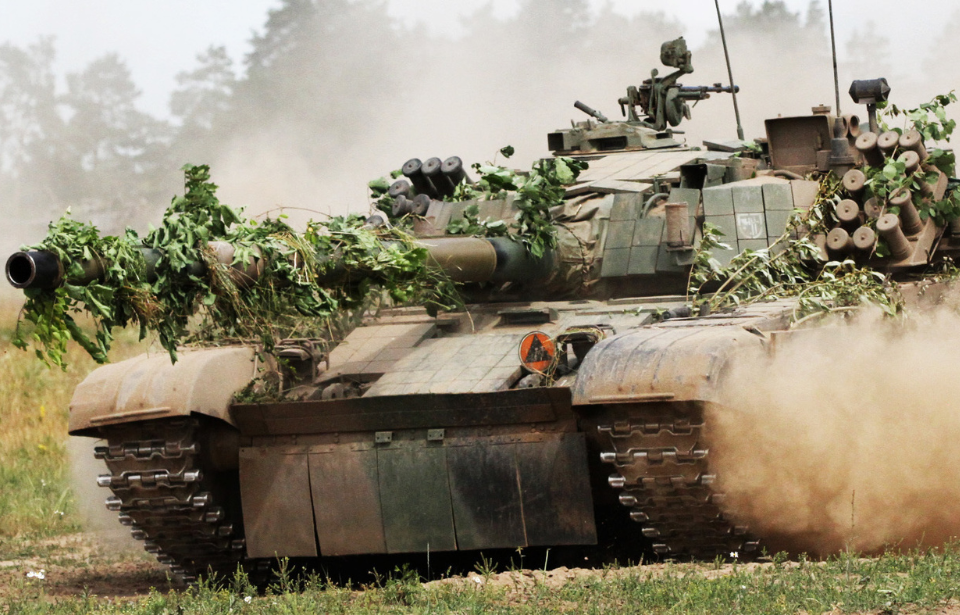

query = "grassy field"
5;547;960;613
0;302;146;541
5;299;960;613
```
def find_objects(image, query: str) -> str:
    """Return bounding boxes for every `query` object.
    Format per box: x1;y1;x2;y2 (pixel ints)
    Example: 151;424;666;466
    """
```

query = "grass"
0;300;146;541
4;548;960;613
4;297;960;612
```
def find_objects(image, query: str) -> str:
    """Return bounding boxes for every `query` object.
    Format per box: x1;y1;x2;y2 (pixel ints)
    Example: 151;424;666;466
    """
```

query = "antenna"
714;0;745;140
828;0;841;115
825;0;855;173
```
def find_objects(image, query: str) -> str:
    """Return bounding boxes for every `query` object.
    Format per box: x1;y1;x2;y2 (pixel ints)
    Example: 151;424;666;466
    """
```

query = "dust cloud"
7;3;960;241
711;303;960;556
67;436;140;551
212;9;686;225
210;4;956;228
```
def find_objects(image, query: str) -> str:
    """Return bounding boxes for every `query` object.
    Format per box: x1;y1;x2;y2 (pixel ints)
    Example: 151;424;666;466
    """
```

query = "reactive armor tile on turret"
761;181;795;210
668;188;701;213
609;193;642;221
702;185;734;216
731;184;765;213
765;209;793;238
632;218;665;246
605;219;636;250
627;246;659;275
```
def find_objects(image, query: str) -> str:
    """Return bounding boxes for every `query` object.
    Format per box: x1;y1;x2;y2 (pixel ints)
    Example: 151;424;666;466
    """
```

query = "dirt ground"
0;531;785;599
0;532;742;599
7;533;960;615
0;533;170;598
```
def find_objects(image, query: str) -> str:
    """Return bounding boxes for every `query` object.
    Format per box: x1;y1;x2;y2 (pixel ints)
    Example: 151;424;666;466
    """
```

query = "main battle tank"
7;39;960;582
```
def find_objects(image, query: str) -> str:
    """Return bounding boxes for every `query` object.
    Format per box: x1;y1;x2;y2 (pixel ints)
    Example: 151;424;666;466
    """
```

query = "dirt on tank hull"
76;295;773;580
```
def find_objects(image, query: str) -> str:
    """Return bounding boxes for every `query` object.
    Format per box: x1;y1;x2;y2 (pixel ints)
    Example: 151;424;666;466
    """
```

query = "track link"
597;407;759;558
95;418;245;583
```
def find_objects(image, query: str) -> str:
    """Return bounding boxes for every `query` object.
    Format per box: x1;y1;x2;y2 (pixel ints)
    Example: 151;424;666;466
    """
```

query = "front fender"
69;346;258;436
572;325;764;406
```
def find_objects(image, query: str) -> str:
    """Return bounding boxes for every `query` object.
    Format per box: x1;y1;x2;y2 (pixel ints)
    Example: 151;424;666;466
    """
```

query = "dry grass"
0;299;147;541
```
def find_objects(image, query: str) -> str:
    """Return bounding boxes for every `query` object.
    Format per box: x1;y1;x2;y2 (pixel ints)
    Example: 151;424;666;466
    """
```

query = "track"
596;405;759;558
95;417;246;583
92;407;752;577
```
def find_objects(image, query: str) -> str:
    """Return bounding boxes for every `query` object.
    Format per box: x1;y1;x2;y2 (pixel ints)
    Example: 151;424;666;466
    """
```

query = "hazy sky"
0;0;947;118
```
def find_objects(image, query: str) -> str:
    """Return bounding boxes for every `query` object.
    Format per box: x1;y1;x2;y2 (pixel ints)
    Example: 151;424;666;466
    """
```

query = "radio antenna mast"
825;0;856;173
828;0;841;114
714;0;745;140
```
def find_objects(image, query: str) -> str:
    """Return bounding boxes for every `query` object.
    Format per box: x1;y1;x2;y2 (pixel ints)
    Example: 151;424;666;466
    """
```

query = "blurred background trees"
0;0;921;241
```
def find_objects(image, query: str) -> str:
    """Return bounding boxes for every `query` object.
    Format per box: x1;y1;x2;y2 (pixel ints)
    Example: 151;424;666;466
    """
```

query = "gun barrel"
8;236;556;292
6;251;63;290
677;84;740;97
7;244;246;291
420;236;554;285
574;100;608;123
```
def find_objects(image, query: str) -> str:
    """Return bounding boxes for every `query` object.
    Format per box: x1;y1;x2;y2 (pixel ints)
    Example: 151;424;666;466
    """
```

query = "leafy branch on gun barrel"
15;164;457;368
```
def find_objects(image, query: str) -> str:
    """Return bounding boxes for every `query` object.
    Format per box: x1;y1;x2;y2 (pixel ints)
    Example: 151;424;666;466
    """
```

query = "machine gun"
617;38;739;132
554;38;740;154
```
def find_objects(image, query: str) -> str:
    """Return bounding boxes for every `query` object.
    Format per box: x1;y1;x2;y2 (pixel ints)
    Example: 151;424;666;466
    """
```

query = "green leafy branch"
449;152;588;258
693;220;824;314
445;203;510;237
686;221;732;301
688;175;841;311
367;169;404;216
15;216;151;366
880;92;958;144
870;92;960;227
688;190;900;321
15;164;459;368
791;259;900;323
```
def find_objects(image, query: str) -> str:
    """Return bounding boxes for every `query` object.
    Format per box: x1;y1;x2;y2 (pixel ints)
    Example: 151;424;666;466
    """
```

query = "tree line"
0;0;941;240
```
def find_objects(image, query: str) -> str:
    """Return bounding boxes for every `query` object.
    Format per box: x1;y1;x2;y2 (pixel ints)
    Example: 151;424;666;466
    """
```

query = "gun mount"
550;37;739;154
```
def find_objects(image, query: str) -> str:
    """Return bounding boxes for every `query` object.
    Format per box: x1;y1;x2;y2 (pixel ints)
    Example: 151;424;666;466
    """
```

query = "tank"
7;40;960;583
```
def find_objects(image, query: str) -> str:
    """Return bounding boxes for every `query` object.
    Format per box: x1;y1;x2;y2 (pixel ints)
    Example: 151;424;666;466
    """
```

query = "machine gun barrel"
676;84;740;99
574;100;608;123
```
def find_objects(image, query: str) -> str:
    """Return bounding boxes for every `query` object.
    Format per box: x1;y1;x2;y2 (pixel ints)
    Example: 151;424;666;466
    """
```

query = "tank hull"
75;295;810;578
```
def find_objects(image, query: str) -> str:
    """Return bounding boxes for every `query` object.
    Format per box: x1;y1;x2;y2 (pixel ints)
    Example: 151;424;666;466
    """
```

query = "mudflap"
233;389;597;558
